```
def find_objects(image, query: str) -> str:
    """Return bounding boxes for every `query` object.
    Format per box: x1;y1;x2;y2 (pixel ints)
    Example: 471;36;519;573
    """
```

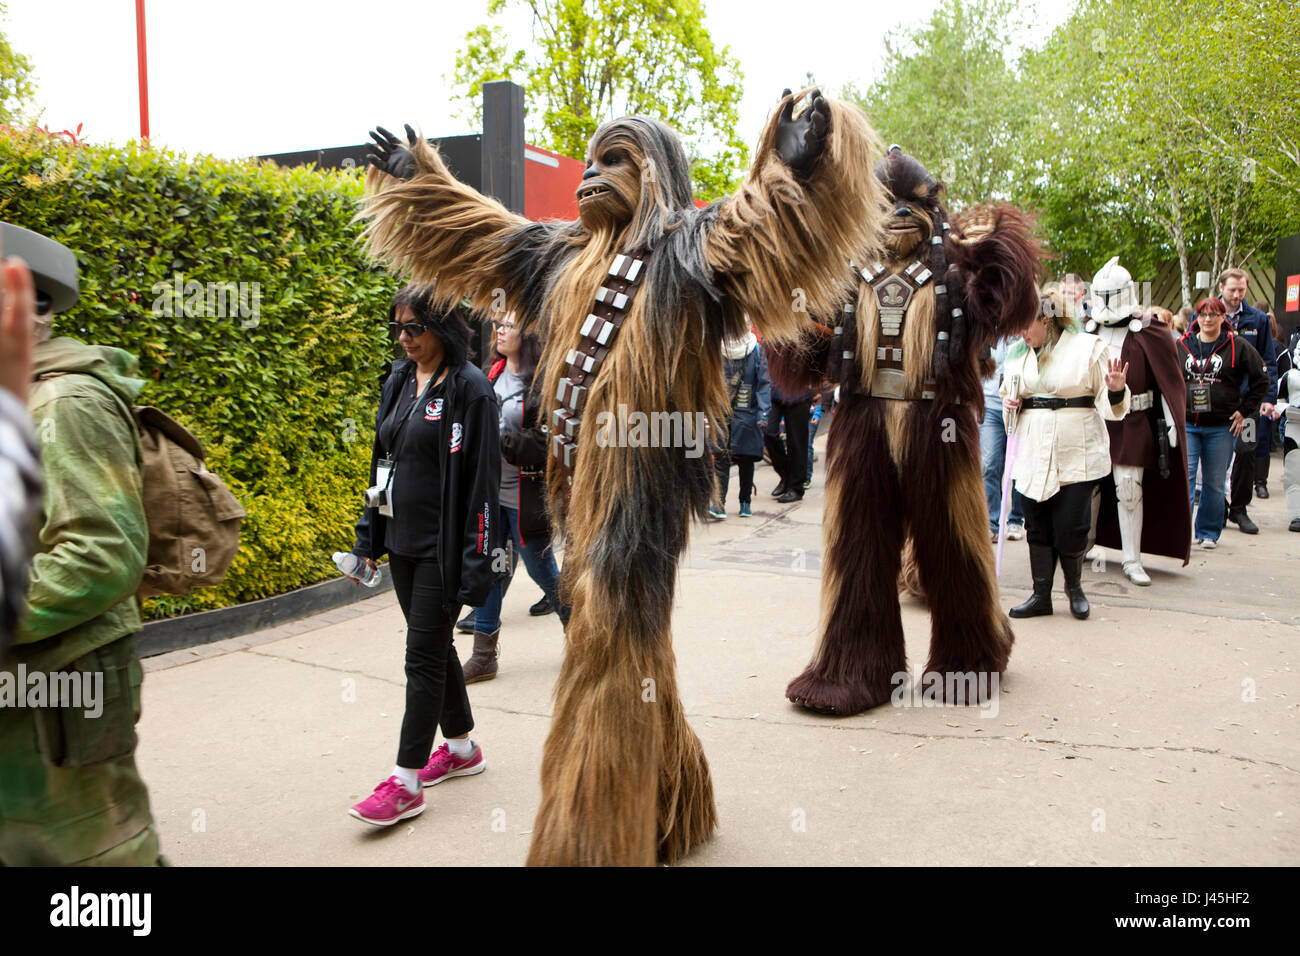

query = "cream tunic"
999;328;1131;502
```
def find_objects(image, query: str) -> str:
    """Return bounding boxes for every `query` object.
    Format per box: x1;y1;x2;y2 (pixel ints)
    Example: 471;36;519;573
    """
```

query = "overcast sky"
4;0;1076;160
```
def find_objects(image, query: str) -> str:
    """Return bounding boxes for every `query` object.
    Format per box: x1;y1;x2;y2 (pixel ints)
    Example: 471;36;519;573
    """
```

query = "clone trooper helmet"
1088;256;1142;331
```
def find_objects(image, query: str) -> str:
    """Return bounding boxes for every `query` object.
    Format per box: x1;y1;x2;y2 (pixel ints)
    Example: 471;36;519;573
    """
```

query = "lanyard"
385;361;447;466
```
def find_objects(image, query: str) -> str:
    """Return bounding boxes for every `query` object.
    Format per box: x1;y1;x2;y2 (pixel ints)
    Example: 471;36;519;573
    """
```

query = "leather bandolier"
551;252;650;490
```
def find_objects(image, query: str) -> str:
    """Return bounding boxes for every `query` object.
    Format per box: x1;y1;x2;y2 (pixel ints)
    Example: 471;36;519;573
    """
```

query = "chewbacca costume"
771;147;1041;715
360;92;884;864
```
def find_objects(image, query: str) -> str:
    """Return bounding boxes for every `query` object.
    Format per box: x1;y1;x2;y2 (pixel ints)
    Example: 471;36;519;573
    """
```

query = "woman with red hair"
1176;297;1268;548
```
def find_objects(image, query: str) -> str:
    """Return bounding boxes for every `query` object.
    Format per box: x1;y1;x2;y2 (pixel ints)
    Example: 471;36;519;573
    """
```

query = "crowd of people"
1;211;1294;858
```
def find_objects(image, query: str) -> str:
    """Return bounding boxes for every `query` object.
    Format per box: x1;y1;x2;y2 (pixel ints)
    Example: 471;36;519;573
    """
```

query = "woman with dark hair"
346;285;502;826
1176;297;1267;548
460;311;569;682
1002;286;1130;620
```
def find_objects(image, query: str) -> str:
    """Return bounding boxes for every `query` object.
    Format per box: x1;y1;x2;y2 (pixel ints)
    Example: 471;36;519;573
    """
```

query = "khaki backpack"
130;406;245;597
36;371;245;597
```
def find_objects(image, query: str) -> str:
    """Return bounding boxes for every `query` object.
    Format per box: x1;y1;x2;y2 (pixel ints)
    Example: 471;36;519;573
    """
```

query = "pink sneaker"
348;776;425;826
418;742;486;787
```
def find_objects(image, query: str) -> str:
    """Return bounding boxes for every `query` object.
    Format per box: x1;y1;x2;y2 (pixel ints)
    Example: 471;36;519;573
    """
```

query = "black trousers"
764;398;810;492
388;553;474;769
1229;415;1259;511
1021;479;1096;556
714;449;757;506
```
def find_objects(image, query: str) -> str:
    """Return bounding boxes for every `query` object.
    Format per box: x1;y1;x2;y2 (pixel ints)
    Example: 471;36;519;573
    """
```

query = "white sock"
446;737;474;758
392;765;421;794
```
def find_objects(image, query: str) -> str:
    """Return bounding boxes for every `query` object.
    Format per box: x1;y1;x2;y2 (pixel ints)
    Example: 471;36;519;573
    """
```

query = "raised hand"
367;124;420;181
953;206;997;247
0;247;36;402
775;88;830;179
1104;358;1129;392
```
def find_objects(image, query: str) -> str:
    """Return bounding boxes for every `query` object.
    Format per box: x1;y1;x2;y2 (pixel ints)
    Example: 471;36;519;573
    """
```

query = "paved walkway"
136;441;1298;865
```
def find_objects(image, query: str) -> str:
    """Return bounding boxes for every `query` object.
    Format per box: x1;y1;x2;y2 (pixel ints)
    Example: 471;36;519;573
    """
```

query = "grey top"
495;366;525;503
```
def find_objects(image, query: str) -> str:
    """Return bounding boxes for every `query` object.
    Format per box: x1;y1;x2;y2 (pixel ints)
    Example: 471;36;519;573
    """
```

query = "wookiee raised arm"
358;92;886;866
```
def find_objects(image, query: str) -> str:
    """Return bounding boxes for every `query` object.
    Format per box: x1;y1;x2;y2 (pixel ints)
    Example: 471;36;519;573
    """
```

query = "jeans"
475;505;567;632
1186;423;1233;542
806;409;822;481
388;553;473;769
979;403;1025;532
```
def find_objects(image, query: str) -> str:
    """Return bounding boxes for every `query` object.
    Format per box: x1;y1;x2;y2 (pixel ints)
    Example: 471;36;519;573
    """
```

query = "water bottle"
333;552;381;587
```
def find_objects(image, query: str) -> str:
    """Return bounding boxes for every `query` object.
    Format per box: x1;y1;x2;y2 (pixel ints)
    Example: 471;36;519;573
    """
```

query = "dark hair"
491;322;543;384
389;285;473;368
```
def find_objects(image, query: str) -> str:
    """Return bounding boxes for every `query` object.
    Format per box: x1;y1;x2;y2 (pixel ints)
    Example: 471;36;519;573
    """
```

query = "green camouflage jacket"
4;337;147;674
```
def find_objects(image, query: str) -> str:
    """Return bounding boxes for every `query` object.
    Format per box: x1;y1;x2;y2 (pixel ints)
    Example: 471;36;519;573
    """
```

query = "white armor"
1091;258;1151;586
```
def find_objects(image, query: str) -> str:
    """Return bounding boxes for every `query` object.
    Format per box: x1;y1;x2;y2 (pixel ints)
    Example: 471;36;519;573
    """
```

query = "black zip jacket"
353;359;503;607
489;358;552;545
1176;331;1267;428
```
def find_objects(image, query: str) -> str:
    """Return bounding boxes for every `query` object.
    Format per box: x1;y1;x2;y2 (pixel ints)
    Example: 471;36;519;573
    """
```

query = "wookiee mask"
872;146;942;260
576;117;694;248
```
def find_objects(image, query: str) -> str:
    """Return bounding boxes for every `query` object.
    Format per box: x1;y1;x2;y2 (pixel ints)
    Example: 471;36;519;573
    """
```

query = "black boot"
1009;544;1055;618
1059;551;1090;620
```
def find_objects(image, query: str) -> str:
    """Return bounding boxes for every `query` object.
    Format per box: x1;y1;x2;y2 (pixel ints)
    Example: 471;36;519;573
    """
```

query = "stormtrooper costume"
1087;257;1191;582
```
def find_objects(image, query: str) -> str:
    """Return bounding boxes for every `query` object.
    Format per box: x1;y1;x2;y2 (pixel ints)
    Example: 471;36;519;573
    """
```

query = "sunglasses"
493;320;516;331
388;321;429;340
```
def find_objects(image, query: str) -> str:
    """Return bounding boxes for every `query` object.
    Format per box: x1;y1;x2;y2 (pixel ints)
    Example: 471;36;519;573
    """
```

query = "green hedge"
0;128;401;618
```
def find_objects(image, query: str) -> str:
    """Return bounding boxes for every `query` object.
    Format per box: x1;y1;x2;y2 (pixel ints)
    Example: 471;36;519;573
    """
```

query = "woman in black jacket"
460;313;569;682
1176;297;1267;549
347;287;502;826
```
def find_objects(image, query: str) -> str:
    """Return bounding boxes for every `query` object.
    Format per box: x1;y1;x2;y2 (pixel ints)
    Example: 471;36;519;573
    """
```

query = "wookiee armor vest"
827;219;965;401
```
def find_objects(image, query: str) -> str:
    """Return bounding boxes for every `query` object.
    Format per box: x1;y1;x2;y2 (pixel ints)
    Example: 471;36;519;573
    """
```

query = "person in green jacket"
0;224;161;866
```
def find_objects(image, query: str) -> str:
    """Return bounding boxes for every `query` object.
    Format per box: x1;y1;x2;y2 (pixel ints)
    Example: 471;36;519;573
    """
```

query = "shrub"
0;128;400;618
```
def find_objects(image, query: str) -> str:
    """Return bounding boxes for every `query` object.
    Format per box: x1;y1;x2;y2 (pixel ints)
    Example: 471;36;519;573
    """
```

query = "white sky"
3;0;1076;160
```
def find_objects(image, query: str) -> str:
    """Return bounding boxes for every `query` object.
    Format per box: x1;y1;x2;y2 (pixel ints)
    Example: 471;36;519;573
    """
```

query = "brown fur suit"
360;93;884;864
773;147;1041;715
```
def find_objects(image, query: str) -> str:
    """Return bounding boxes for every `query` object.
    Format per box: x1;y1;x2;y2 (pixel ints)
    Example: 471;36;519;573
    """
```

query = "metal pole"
135;0;150;141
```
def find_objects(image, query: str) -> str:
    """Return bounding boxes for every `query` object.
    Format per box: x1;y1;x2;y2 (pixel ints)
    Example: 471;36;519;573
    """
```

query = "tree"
450;0;747;200
843;0;1036;210
0;2;36;125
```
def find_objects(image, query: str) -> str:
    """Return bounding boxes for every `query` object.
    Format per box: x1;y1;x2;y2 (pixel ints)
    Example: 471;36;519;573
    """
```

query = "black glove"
367;124;420;180
775;88;830;179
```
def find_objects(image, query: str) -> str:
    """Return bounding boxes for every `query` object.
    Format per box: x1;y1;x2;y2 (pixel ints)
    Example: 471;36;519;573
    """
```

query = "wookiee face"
873;148;942;260
575;117;694;242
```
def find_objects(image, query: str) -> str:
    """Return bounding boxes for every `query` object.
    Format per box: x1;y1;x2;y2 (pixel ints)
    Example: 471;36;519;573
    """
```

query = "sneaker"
1193;538;1203;546
419;742;487;787
739;501;753;518
707;506;727;520
990;530;999;544
803;478;812;489
1228;510;1259;535
349;776;425;826
1290;518;1300;533
529;596;553;617
1201;539;1218;550
1006;523;1025;541
777;488;804;504
1255;482;1269;499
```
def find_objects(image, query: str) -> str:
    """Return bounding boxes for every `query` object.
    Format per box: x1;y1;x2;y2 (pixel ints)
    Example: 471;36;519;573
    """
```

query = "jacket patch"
450;422;463;453
425;398;443;421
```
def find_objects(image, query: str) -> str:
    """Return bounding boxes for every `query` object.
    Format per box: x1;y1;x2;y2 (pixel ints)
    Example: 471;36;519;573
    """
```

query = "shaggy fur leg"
787;397;907;715
905;403;1013;703
656;686;718;864
526;604;661;866
897;536;925;601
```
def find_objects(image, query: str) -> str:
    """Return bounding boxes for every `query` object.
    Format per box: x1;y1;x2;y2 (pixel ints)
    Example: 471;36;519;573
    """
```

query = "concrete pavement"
136;439;1299;865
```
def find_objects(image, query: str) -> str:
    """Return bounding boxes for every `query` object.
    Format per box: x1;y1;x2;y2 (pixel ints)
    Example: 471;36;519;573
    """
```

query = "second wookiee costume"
361;90;885;865
1085;257;1191;582
771;146;1042;715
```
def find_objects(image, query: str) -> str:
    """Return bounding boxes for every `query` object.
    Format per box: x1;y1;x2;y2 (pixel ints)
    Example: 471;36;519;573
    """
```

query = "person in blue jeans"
1176;298;1267;548
981;336;1025;540
465;314;568;682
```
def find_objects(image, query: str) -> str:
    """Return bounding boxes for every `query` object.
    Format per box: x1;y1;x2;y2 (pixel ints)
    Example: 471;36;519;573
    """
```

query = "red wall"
524;143;708;221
